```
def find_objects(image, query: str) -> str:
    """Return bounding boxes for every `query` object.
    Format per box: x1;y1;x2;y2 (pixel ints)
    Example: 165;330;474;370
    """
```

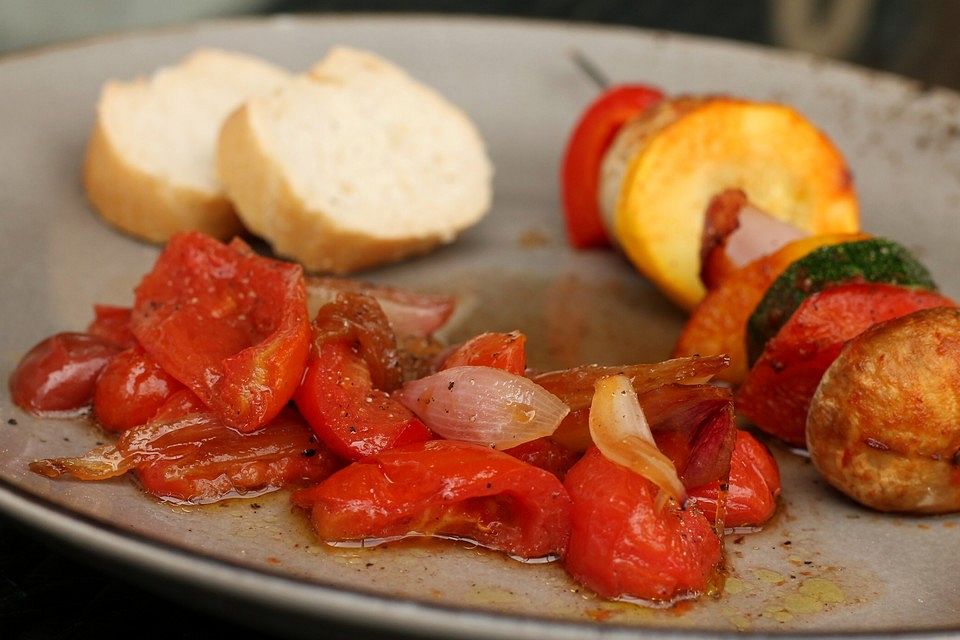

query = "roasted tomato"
441;331;527;375
295;341;431;461
503;437;580;479
86;305;137;349
293;440;572;559
737;283;955;447
31;391;339;504
131;232;311;432
689;430;781;528
9;332;122;414
563;447;722;602
561;84;664;248
295;293;431;461
93;346;185;432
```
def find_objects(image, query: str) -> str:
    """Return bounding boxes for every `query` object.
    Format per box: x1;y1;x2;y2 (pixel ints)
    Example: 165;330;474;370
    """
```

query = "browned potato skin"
807;306;960;513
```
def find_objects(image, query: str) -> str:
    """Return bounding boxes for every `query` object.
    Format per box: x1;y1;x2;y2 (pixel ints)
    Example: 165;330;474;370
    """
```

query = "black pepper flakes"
6;418;16;426
250;503;262;510
302;448;317;458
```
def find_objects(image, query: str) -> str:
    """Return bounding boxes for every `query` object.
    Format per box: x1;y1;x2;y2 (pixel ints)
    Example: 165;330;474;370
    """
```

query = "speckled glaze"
2;15;960;639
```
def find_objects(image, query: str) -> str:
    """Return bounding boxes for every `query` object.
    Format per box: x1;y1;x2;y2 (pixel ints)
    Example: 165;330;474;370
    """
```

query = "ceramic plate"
2;15;960;639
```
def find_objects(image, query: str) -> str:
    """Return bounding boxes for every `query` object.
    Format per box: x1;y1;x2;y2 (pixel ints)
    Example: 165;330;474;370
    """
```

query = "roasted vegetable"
737;283;955;447
673;233;864;384
746;238;937;363
807;307;960;513
609;97;859;310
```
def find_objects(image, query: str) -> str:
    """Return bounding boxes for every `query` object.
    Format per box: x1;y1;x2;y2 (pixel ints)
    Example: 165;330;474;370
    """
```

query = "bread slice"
84;49;290;242
217;46;493;273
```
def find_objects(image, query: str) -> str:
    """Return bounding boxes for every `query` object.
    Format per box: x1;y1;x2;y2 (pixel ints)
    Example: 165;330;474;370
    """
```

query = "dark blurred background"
1;1;958;638
1;0;959;89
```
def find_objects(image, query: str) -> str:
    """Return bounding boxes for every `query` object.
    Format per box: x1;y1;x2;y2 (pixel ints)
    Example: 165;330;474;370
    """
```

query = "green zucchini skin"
745;238;937;363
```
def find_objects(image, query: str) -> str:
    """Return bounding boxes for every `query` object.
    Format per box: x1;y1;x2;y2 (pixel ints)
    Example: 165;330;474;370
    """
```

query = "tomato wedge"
93;346;185;432
131;232;311;432
441;331;526;375
689;430;781;528
295;340;431;461
295;292;431;460
503;437;579;479
561;84;664;248
293;440;572;559
9;332;122;414
563;447;722;602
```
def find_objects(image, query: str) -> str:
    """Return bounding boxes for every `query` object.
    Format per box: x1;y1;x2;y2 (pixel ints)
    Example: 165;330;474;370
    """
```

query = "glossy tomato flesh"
131;232;311;432
561;84;664;248
688;430;781;528
441;331;527;375
563;447;722;602
86;305;137;349
93;346;185;432
9;332;122;414
293;440;572;558
295;340;431;461
503;437;580;479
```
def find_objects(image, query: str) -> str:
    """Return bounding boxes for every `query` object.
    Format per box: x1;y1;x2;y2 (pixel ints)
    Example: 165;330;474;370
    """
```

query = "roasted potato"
806;307;960;513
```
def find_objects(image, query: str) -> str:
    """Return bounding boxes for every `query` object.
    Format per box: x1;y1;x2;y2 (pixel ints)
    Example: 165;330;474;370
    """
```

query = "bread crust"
217;106;442;273
83;118;243;243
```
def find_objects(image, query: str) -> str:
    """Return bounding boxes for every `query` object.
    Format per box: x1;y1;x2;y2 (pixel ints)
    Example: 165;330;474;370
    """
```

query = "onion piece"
306;276;455;338
396;366;569;449
700;189;808;289
533;355;729;412
589;375;686;503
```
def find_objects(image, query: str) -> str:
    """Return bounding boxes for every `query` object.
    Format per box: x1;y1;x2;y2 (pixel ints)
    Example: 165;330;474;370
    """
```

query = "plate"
2;14;960;639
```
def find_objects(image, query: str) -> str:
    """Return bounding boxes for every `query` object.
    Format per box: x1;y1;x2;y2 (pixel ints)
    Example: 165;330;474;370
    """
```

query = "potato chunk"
807;307;960;513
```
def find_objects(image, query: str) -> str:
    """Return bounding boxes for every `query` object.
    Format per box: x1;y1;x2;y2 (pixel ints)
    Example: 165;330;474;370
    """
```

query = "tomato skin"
561;84;664;248
135;403;340;504
563;447;721;602
441;331;527;375
131;232;311;432
9;332;122;414
86;305;137;349
737;283;955;447
689;431;781;528
295;341;431;461
504;437;580;479
93;346;185;432
293;440;572;558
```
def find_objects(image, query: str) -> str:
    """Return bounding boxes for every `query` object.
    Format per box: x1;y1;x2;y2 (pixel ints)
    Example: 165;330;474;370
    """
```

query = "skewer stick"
570;49;611;90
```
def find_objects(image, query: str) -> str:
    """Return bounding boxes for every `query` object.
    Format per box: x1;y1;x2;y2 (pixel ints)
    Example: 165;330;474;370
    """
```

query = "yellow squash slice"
612;97;860;310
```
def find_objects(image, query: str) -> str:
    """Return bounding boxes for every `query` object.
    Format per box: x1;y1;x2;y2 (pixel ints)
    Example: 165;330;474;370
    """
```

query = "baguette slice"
217;46;493;273
84;49;290;242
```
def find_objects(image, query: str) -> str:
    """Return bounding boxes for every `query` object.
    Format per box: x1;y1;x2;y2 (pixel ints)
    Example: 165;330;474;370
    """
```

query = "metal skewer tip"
570;49;611;90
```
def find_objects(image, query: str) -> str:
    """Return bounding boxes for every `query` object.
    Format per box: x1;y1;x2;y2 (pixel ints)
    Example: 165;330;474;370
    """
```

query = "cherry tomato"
561;84;664;248
131;232;311;432
563;447;722;602
441;331;527;375
86;305;137;349
295;340;431;461
689;430;781;528
9;332;121;414
293;440;572;558
93;346;185;432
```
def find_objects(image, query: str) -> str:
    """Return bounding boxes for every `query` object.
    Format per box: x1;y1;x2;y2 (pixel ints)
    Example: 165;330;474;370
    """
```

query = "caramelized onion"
397;366;569;449
533;355;729;411
589;375;686;503
306;276;455;338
